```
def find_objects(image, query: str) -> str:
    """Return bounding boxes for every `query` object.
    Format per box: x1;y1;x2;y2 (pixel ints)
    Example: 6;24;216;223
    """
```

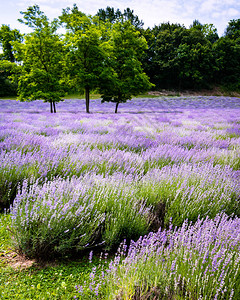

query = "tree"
96;7;120;24
0;60;20;96
96;7;144;29
213;37;240;89
202;24;219;44
60;4;108;113
15;5;67;113
141;22;216;90
190;20;219;43
225;19;240;40
173;42;215;89
0;25;22;62
0;25;22;96
99;21;153;113
172;26;215;89
141;23;187;89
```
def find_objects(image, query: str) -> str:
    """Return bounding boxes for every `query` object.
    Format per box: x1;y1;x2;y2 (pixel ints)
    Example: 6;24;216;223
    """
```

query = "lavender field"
1;96;240;299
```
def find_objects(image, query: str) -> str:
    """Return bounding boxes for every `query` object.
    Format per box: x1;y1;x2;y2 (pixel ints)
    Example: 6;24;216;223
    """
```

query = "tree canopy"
60;4;109;113
99;21;153;113
225;19;240;40
96;7;144;29
0;25;22;62
15;5;67;113
1;5;240;107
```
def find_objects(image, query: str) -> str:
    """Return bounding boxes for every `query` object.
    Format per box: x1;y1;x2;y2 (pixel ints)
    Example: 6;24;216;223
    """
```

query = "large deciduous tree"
172;25;216;89
96;7;144;30
0;25;22;96
0;25;22;62
60;4;108;113
141;23;186;89
15;5;67;113
0;60;20;96
225;19;240;40
213;37;240;89
141;22;216;90
99;21;153;113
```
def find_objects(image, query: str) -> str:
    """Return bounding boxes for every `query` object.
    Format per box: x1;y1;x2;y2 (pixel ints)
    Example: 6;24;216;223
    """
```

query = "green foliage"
174;42;215;89
190;20;219;43
99;21;153;113
0;214;11;252
142;23;217;90
0;25;22;96
0;25;22;62
202;24;219;43
1;7;240;97
225;19;240;40
60;4;109;113
213;37;240;89
96;6;144;29
15;5;67;113
0;60;20;96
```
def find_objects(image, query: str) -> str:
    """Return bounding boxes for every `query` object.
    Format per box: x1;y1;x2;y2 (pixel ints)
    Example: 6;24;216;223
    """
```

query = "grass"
1;96;239;299
0;95;17;100
0;257;96;299
63;92;161;100
0;93;193;101
0;92;173;101
64;93;101;100
2;86;240;101
0;213;102;299
0;214;11;253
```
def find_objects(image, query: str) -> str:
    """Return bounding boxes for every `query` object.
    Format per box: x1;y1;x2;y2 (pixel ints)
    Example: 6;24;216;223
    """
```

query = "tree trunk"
53;101;56;113
85;87;90;113
50;100;53;113
115;101;119;114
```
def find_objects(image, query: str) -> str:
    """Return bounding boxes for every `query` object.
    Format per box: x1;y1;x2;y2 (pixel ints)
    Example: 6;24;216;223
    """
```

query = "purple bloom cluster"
79;214;240;299
0;97;239;287
10;175;150;258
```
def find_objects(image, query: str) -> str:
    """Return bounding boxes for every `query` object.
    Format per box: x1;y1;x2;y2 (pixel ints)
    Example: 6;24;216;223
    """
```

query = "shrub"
10;175;150;259
78;214;240;299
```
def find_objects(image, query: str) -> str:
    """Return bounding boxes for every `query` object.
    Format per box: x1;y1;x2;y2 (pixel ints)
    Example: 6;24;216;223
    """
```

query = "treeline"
142;19;240;91
1;5;240;113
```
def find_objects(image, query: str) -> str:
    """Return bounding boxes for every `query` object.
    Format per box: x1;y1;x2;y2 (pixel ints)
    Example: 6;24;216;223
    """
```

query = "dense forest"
1;5;240;111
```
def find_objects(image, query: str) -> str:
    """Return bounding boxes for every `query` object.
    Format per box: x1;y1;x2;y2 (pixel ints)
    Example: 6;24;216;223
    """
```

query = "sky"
0;0;240;36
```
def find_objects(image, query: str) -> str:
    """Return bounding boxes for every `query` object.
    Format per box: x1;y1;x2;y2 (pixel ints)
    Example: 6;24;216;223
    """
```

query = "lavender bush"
0;96;239;260
138;163;240;226
77;214;240;299
10;175;150;259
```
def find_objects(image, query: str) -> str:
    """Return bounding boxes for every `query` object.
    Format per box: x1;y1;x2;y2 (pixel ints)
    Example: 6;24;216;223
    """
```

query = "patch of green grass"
134;93;161;98
64;93;101;100
0;213;103;299
64;92;162;100
0;259;96;299
0;96;17;100
0;213;11;252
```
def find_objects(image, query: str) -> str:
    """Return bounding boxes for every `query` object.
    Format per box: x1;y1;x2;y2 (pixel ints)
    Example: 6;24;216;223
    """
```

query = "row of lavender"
80;214;240;299
1;96;240;298
1;96;240;112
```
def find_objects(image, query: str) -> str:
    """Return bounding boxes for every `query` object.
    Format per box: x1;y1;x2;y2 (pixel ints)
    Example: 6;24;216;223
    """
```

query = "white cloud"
227;7;239;16
200;0;219;14
2;0;240;36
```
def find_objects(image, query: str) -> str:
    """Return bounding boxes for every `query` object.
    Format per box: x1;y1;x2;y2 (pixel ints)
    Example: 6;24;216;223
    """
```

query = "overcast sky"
1;0;240;36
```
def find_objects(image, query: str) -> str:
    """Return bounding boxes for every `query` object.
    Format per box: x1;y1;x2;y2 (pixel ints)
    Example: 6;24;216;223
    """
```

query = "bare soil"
0;249;35;269
0;249;59;270
148;88;240;97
